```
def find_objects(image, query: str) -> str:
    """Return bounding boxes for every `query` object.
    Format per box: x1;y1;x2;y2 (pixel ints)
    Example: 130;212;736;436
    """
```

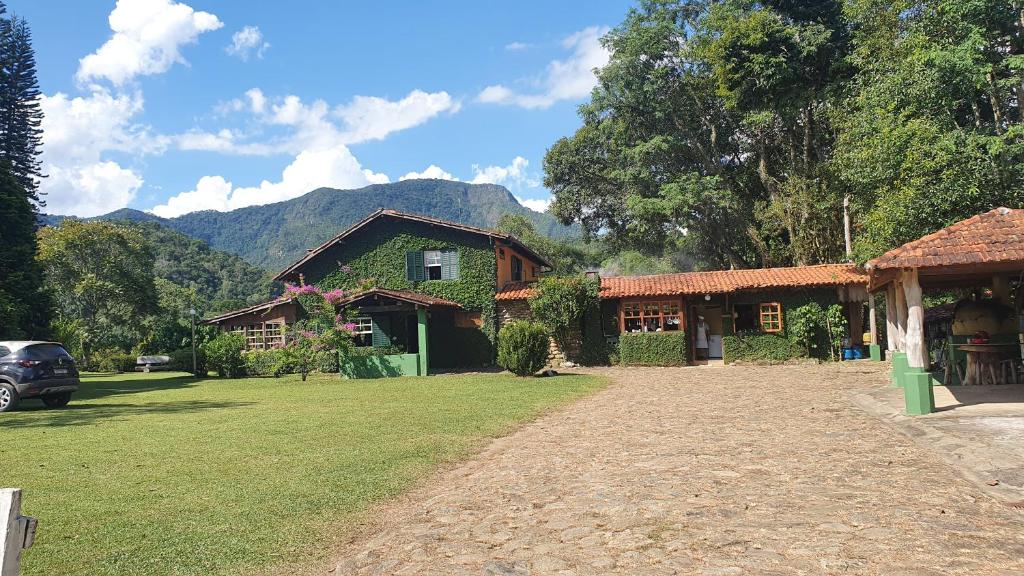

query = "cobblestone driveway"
325;364;1024;575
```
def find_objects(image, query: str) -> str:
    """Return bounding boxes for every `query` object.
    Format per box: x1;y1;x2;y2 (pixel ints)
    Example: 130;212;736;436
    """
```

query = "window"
532;266;538;278
620;300;683;333
424;250;443;280
511;255;523;282
407;250;459;281
759;302;783;333
733;304;757;332
351;316;373;347
246;324;263;349
264;322;284;348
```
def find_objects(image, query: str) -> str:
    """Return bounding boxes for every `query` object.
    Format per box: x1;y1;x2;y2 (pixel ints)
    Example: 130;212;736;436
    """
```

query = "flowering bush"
281;265;374;378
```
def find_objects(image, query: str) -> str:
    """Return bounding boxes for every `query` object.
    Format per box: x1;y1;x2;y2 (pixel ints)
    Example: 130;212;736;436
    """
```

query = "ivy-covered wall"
295;218;498;366
724;287;842;362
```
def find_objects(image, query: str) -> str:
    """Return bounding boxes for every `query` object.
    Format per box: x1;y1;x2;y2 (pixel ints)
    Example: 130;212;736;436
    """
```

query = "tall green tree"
0;6;43;204
0;162;47;338
836;0;1024;258
37;221;158;361
545;0;853;269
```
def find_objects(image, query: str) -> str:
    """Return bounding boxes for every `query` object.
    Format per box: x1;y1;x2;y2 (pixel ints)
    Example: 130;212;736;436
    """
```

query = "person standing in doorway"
695;315;709;360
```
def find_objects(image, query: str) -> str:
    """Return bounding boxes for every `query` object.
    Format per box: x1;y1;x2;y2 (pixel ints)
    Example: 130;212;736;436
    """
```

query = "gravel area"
319;364;1024;575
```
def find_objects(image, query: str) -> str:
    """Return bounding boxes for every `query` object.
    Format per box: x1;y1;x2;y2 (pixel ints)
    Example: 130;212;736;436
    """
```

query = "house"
496;264;869;365
205;209;552;375
206;208;871;372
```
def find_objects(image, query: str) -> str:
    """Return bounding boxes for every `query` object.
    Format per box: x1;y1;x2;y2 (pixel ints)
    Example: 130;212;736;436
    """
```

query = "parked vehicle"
0;341;80;412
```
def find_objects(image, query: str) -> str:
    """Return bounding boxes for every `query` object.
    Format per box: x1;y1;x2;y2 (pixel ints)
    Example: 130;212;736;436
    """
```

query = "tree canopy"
545;0;1024;268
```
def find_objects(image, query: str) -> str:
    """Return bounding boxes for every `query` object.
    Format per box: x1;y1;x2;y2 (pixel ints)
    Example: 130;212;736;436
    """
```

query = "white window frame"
424;250;443;280
352;317;373;335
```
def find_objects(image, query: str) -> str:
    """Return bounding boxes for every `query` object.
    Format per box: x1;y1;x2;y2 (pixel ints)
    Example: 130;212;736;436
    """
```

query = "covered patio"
865;207;1024;415
334;288;464;378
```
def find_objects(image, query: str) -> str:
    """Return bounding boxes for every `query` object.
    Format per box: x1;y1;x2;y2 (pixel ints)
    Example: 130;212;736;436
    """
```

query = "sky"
13;0;633;218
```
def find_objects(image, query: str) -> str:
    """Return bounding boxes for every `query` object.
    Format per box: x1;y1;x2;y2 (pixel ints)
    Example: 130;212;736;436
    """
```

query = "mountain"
133;222;277;311
42;180;574;271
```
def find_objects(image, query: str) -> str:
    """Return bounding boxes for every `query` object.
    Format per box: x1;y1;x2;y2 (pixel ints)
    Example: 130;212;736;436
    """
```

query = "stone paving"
320;364;1024;575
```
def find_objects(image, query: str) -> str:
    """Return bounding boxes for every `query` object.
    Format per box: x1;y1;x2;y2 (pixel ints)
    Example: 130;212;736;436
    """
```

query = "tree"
545;0;853;269
836;0;1024;259
37;221;159;362
0;10;44;204
496;213;606;274
0;161;47;338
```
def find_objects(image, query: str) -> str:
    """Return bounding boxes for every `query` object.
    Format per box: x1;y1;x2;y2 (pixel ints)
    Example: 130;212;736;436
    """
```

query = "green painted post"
904;371;934;415
417;308;429;376
890;351;907;388
869;344;883;362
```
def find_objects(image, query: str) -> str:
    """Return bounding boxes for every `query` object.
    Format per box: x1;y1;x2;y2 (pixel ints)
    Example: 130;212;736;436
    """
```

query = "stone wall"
496;299;577;367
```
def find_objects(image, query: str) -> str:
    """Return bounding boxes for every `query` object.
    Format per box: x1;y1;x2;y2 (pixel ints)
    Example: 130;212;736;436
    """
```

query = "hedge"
722;333;806;364
168;347;207;375
619;332;689;366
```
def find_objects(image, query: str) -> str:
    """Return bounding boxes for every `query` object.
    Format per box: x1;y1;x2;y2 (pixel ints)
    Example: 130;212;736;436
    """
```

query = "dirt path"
320;364;1024;575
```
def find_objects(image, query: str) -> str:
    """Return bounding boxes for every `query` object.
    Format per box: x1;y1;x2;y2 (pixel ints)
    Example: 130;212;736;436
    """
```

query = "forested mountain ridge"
41;180;573;271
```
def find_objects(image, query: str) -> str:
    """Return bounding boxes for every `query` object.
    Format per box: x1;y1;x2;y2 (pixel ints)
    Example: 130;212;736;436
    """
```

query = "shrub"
722;333;806;364
619;332;688;366
91;348;136;373
168;347;207;375
497;321;549;376
529;275;600;364
243;348;294;377
203;332;246;378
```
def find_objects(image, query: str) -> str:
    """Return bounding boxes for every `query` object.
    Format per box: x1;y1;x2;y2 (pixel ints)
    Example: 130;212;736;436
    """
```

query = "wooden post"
885;284;897;351
416;307;429;376
992;275;1011;305
868;292;878;345
903;269;927;369
894;280;908;352
1;488;36;576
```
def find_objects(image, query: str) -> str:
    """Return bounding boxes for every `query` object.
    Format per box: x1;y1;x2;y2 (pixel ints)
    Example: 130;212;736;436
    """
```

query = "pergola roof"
866;207;1024;290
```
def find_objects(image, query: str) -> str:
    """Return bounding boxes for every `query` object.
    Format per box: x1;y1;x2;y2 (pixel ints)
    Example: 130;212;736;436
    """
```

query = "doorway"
692;303;724;360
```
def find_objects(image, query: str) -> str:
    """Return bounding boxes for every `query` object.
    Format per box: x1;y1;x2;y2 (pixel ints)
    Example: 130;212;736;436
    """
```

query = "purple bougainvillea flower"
343;322;356;331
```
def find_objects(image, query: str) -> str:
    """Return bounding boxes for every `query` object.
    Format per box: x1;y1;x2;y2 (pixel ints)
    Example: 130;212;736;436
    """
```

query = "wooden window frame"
511;255;524;282
759;302;783;333
618;298;684;333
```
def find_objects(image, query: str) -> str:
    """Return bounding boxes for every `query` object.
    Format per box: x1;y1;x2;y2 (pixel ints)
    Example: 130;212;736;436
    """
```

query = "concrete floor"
854;382;1024;500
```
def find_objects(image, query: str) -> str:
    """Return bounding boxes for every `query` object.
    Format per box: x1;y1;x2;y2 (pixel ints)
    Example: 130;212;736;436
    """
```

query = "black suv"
0;341;80;412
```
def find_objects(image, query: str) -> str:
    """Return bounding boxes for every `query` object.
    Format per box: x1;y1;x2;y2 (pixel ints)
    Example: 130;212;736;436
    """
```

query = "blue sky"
14;0;633;217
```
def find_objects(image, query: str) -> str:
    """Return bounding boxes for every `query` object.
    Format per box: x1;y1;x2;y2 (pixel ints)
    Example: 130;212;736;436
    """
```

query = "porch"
336;288;465;378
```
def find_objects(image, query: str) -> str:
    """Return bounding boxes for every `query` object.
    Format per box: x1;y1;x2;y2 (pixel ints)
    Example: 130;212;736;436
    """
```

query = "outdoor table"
957;343;1019;385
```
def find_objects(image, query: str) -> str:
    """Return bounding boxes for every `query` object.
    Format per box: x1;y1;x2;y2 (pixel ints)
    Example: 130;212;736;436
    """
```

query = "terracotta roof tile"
866;207;1024;271
340;288;463;309
495;264;867;301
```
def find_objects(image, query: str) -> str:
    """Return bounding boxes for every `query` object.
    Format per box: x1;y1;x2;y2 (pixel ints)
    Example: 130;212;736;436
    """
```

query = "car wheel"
42;392;72;409
0;383;19;412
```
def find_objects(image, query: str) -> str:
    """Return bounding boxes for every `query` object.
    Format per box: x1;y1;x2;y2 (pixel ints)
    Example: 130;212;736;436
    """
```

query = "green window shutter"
441;250;460;280
406;251;425;282
371;315;391;348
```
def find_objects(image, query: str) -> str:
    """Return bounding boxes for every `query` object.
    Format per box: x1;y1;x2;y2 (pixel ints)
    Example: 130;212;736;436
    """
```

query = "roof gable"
274;209;551;282
866;207;1024;271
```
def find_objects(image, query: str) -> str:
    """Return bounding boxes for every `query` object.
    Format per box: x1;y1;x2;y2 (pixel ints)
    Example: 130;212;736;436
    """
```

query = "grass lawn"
0;370;606;576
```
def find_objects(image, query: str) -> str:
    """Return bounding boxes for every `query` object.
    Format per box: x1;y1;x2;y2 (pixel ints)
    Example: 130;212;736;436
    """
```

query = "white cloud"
77;0;223;86
45;161;144;217
151;146;390;217
516;196;552;213
399;165;456;181
470;156;530;187
39;88;165;216
505;41;530;51
334;90;461;143
477;26;610;109
181;89;460;156
225;25;269;61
